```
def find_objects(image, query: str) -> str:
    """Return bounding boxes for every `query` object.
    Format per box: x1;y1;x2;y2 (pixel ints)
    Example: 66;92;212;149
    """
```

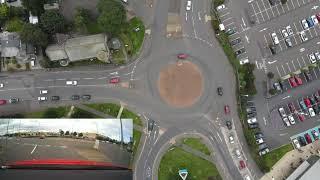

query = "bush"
211;19;220;32
5;17;24;32
16;63;21;69
213;0;225;8
71;108;95;118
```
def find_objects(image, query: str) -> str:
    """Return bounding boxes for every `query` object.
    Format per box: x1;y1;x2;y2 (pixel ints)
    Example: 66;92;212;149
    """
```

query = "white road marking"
286;62;292;72
300;48;305;52
56;78;66;81
110;71;118;75
282;95;291;100
268;60;277;64
280;133;288;136
242;17;246;27
83;78;94;80
31;144;37;154
245;35;250;43
259;27;268;32
216;132;223;142
291;60;297;71
44;79;54;82
185;12;188;21
98;77;108;79
198;12;201;21
263;117;267;125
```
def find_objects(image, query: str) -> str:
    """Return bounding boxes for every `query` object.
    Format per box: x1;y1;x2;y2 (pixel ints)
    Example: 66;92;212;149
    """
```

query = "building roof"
286;155;320;180
45;33;109;62
0;32;21;57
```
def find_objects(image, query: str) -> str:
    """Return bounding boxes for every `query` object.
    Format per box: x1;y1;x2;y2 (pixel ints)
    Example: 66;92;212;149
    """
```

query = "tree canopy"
97;0;126;35
40;10;66;34
20;24;48;47
74;8;90;33
21;0;44;15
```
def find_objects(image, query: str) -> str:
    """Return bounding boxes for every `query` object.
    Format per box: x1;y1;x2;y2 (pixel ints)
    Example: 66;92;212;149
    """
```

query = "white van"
66;80;77;86
271;33;279;45
40;90;48;94
30;60;35;67
239;58;249;65
38;97;47;101
219;24;225;31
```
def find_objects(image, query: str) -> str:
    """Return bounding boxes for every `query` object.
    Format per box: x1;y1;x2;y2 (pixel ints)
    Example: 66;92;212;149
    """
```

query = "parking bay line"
301;56;307;66
281;64;287;75
296;58;302;68
261;0;270;20
255;0;265;22
220;12;230;18
290;0;295;9
276;66;282;77
291;60;297;71
250;3;260;24
286;62;292;72
296;0;300;7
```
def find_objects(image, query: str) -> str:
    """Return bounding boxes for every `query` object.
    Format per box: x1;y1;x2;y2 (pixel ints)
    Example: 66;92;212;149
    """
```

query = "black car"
258;143;268;151
247;102;255;106
51;96;60;101
148;119;155;132
230;38;241;46
254;132;264;139
226;28;236;35
81;95;91;100
269;45;277;55
304;71;313;81
247;113;256;118
217;87;223;96
226;120;232;130
248;123;259;129
71;95;80;100
9;98;19;104
235;48;246;56
298;136;307;146
279;81;288;91
6;0;18;3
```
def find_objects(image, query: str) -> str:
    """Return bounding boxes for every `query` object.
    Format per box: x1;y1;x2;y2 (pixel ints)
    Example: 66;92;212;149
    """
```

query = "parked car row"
38;94;91;102
0;98;19;105
301;13;320;30
292;128;320;149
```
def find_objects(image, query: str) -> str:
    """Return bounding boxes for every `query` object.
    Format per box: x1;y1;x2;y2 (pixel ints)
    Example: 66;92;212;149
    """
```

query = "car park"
269;45;277;54
294;75;303;85
288;103;296;113
315;52;320;60
304;133;312;144
301;19;309;29
298;113;306;121
226;28;236;35
304;70;313;81
300;31;308;41
288;115;295;125
299;101;307;110
312;130;319;140
239;58;249;65
258;143;268;151
292;139;301;149
309;96;316;105
0;83;3;88
8;98;19;104
235;48;246;56
283;117;291;127
273;82;282;92
254;132;264;139
304;98;311;107
186;1;191;11
217;87;223;96
38;97;47;101
281;29;288;38
40;90;48;94
285;38;292;47
81;95;91;100
256;137;264;144
314;92;320;102
66;80;77;86
247;117;257;124
278;107;287;117
311;15;319;25
230;38;241;46
286;25;294;35
247;112;256;118
271;33;279;45
71;95;80;100
226;120;232;130
51;96;60;101
216;4;225;11
309;54;317;64
289;77;297;87
317;13;320;21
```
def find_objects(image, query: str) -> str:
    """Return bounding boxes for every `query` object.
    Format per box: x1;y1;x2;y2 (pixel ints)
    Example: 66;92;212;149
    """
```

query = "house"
45;33;110;66
0;32;35;62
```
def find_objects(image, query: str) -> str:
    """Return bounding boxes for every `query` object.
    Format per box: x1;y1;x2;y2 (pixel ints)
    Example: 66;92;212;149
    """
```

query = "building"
0;32;35;62
45;33;110;66
287;155;320;180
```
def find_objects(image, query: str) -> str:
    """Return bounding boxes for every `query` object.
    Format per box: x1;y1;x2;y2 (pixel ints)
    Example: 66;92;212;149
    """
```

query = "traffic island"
157;61;204;108
158;147;222;180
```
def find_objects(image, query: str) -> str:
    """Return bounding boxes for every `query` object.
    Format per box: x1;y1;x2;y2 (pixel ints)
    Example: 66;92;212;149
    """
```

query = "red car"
317;13;320;21
304;98;311;108
289;77;297;87
239;160;246;170
109;77;120;84
177;53;188;59
305;133;312;144
298;114;305;122
294;75;303;85
224;105;230;114
288;103;296;113
0;99;6;105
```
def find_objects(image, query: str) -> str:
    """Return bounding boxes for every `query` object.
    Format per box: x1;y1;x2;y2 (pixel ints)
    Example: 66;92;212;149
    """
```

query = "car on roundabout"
177;53;188;59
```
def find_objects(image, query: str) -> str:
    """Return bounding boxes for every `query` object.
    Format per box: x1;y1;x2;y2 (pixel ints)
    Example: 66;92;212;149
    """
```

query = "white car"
311;15;319;25
288;115;295;125
281;29;288;38
292;139;301;149
300;31;308;41
301;19;309;29
271;33;279;45
247;117;257;124
234;149;241;158
286;25;294;36
66;80;78;86
38;97;47;101
314;52;320;60
186;1;192;11
40;90;48;94
256;138;264;144
278;107;287;117
309;108;316;117
309;54;317;64
0;83;3;88
244;175;251;180
283;117;291;127
216;4;225;11
229;135;235;144
239;58;249;65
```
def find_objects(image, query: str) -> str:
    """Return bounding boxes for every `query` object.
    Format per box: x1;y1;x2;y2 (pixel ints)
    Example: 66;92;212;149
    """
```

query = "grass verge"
25;106;70;118
183;138;211;155
158;147;222;180
124;17;145;56
260;144;293;171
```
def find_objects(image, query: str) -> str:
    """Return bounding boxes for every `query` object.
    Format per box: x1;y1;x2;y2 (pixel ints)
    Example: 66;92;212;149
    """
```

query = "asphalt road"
0;0;264;179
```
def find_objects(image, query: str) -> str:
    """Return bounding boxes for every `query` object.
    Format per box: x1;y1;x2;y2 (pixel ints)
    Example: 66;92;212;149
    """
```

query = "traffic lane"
98;141;131;166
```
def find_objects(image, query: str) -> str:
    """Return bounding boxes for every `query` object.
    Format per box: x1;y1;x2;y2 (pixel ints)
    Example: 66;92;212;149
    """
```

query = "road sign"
179;169;188;180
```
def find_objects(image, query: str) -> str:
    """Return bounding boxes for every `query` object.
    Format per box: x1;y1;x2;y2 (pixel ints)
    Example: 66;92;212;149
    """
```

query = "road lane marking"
56;78;66;81
31;144;37;154
185;12;188;21
98;77;108;79
242;17;246;27
198;12;201;21
83;78;94;80
268;60;277;64
282;95;291;100
216;132;222;142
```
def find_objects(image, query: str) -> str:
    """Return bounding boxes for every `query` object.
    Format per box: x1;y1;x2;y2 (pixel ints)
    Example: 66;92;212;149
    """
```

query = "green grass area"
25;106;70;118
133;129;142;157
86;21;103;34
125;17;145;56
121;109;142;126
85;103;121;117
69;59;107;66
119;33;133;56
158;147;222;180
260;144;293;171
111;49;126;65
71;107;101;118
183;138;211;156
5;17;24;32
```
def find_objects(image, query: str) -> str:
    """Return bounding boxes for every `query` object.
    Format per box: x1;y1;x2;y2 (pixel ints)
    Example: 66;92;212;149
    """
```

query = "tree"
5;17;24;32
20;24;48;47
78;133;83;137
281;0;288;4
73;132;77;136
74;8;90;33
97;0;126;35
21;0;44;15
71;109;95;118
65;131;70;135
40;10;66;34
267;72;274;79
59;129;64;136
43;108;60;118
0;3;9;24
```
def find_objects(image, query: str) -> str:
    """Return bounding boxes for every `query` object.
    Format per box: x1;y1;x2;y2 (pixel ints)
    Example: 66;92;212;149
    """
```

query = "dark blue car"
307;18;314;27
